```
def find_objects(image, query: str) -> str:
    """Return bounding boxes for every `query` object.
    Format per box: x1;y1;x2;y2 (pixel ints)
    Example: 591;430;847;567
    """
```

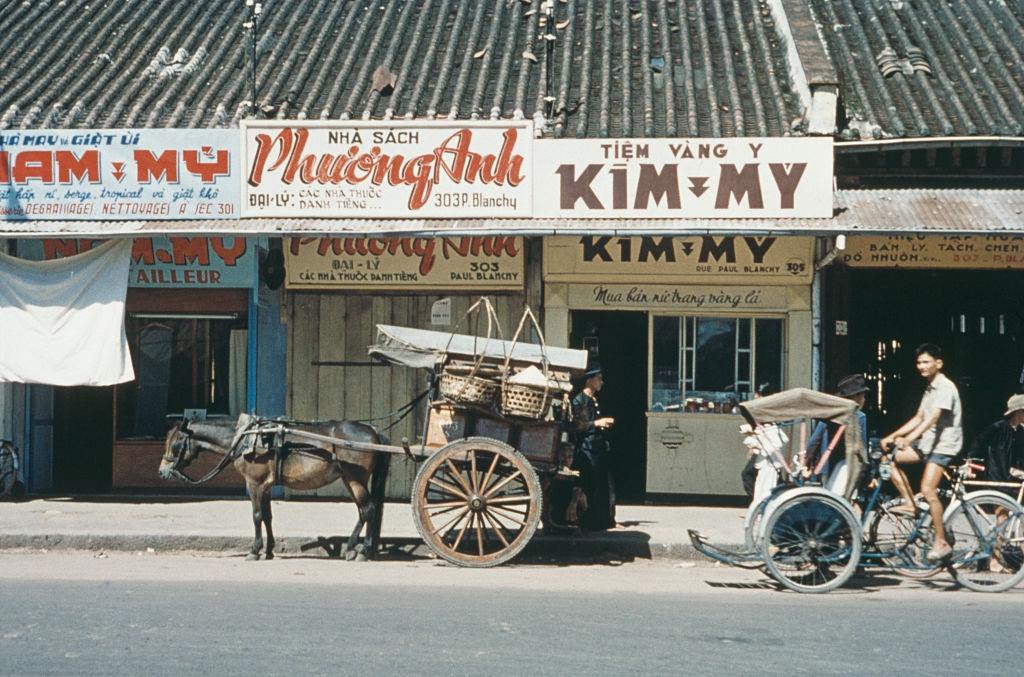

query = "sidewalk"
0;497;746;563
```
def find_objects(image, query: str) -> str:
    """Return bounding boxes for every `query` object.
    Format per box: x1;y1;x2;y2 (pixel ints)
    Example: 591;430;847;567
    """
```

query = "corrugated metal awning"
3;190;1022;237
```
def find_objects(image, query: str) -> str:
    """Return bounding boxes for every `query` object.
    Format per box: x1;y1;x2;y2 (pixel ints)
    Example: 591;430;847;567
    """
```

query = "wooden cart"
368;322;589;567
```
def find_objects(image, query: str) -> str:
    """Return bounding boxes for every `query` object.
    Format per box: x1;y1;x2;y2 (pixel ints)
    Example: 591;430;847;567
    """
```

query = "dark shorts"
912;446;955;468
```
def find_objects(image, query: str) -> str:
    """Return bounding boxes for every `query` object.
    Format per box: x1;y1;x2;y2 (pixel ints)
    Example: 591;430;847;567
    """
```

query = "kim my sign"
242;121;532;218
544;235;814;284
534;137;832;218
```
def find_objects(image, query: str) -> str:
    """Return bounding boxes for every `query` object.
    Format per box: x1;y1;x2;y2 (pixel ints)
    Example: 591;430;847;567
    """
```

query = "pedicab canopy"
368;324;589;375
738;387;867;498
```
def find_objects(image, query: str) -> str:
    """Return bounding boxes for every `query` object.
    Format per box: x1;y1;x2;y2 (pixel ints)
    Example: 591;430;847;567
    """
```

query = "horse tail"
370;447;390;504
366;445;390;555
369;427;390;501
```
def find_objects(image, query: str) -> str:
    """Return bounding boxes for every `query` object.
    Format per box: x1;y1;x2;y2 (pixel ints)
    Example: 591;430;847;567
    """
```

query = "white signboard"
0;129;239;221
242;121;532;218
534;137;833;218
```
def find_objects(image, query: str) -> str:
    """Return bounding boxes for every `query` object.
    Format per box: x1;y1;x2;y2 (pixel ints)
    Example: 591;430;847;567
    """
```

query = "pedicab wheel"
760;493;862;593
744;494;772;552
412;437;541;568
867;498;941;579
945;493;1024;593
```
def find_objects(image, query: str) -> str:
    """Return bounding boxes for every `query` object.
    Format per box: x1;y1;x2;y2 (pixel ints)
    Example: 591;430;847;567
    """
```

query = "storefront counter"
112;440;244;491
646;412;749;495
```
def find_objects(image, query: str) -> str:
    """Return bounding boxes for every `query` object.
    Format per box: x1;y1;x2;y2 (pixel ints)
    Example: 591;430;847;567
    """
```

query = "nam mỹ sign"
242;121;532;218
25;237;256;288
0;129;239;220
285;236;524;290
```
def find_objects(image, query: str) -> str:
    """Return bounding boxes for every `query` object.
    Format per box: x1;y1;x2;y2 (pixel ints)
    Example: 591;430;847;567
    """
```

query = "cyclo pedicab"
689;388;1024;593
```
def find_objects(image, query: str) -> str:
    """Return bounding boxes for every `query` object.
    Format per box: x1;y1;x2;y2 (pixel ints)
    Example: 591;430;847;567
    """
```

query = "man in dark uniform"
970;394;1024;496
571;363;616;531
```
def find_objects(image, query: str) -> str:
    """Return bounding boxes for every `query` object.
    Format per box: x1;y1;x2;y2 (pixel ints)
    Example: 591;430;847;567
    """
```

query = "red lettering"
249;129;298;186
13;151;52;183
132;238;156;265
210;237;246;266
42;239;82;259
55;150;100;183
135;150;179;183
170;237;210;265
183;150;230;183
249;127;526;211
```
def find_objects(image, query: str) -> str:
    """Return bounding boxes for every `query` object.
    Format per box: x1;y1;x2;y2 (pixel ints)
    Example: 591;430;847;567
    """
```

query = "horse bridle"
163;422;197;482
164;421;243;485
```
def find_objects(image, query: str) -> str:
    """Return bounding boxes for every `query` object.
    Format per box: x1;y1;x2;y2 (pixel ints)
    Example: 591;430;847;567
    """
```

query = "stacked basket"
499;307;554;420
438;360;501;408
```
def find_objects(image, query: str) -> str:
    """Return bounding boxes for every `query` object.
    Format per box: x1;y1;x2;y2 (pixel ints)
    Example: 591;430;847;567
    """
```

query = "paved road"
0;552;1020;676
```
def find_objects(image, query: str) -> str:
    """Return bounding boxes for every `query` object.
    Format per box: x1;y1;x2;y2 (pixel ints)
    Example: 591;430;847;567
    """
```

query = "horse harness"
169;418;407;485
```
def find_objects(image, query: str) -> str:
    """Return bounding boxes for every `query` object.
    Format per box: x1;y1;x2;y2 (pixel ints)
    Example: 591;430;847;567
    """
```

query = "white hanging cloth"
0;239;135;385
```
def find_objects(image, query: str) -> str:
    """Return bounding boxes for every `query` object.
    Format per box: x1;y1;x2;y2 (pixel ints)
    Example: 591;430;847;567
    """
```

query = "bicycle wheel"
866;498;941;579
945;493;1024;592
760;493;862;593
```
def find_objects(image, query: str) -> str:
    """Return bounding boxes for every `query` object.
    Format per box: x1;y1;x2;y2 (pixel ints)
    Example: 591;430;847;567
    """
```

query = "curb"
0;533;741;563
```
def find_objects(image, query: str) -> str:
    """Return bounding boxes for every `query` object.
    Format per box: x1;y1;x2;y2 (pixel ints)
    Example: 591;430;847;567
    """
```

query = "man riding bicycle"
880;343;962;563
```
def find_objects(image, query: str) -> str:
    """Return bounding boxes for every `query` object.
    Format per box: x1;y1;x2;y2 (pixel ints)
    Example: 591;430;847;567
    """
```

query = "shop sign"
285;236;524;290
544;236;814;283
567;284;788;311
0;129;239;220
242;121;532;218
534;137;832;218
26;237;255;288
841;235;1024;269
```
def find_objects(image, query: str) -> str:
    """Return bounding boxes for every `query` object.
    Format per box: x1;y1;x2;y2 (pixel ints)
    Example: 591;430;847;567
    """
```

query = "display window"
115;314;248;440
651;315;784;414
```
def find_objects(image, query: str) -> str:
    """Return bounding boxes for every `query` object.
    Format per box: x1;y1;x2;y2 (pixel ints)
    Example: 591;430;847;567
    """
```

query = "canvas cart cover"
368;324;588;374
0;239;135;386
739;387;866;498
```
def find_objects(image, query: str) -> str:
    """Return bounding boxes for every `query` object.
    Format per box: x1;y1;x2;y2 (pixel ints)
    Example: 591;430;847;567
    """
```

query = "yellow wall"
543;237;814;495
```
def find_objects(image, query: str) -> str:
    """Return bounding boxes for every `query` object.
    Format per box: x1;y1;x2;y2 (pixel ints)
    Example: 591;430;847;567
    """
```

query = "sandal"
926;543;952;563
888;503;919;517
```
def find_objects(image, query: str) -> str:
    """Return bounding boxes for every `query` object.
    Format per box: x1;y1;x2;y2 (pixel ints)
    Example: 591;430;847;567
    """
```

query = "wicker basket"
500;383;552;419
439;371;499;407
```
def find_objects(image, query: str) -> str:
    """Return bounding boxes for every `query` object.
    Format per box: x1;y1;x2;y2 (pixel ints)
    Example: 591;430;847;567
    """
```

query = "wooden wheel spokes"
412;438;542;567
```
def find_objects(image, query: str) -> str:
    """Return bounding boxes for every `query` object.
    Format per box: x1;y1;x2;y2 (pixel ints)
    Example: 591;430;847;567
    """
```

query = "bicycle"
692;389;1024;593
853;446;1024;591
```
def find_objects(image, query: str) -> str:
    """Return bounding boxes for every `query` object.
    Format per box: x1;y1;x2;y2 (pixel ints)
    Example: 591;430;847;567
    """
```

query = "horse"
159;413;390;562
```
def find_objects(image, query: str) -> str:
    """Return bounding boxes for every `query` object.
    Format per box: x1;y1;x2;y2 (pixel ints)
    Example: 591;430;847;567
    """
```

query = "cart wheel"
412;437;541;568
760;492;862;593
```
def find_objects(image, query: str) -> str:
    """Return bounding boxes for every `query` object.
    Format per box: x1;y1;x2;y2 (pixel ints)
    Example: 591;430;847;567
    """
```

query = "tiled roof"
807;0;1024;139
7;190;1023;236
0;0;805;137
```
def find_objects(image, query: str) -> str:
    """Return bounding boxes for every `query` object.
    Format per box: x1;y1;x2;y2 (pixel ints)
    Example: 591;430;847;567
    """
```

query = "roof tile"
808;0;1024;138
0;0;804;136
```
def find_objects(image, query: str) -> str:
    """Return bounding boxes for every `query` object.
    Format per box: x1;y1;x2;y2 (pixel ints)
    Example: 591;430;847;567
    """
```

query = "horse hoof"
245;553;260;562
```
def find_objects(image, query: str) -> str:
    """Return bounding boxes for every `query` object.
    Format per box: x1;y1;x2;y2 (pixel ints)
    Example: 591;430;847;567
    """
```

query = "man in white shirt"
881;343;962;563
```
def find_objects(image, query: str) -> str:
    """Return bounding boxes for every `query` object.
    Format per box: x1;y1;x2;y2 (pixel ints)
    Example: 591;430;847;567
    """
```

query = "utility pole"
244;0;263;115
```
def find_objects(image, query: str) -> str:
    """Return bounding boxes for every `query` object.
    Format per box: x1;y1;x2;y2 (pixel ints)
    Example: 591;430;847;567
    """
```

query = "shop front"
544;235;815;497
19;236;266;492
830;234;1024;445
281;234;539;499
